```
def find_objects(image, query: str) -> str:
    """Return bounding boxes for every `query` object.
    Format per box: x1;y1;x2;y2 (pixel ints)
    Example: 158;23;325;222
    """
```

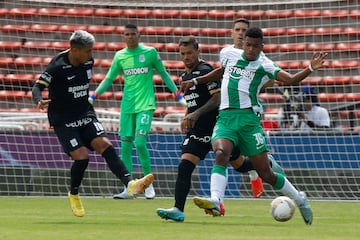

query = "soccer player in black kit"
156;36;222;222
32;30;154;217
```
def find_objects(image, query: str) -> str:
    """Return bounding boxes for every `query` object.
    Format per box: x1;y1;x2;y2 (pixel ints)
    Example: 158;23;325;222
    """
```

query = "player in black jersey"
32;30;154;217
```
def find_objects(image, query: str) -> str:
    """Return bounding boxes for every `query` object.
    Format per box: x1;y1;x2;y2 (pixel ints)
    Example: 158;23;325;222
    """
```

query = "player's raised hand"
309;52;328;70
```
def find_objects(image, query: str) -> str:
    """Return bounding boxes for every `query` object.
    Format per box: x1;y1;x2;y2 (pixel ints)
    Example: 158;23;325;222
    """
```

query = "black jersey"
180;61;221;133
38;50;94;126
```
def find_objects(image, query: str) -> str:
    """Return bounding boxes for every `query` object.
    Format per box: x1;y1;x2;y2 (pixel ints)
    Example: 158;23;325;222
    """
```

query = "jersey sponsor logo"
192;71;201;75
184;92;199;108
228;66;255;80
65;117;92;128
189;134;211;143
68;83;90;99
70;138;78;147
123;67;149;76
139;54;145;62
67;75;76;80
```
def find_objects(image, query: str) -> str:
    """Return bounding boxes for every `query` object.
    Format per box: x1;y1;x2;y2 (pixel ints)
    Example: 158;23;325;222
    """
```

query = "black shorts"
53;117;107;154
181;132;212;160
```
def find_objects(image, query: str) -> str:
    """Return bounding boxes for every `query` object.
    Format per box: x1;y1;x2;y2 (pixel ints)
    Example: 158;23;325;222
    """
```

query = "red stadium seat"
208;61;221;68
122;9;151;18
264;10;293;18
321;9;348;18
173;27;200;36
113;92;123;100
275;61;302;70
263;44;279;53
315;27;342;35
307;43;335;51
300;76;323;85
259;93;284;103
322;76;351;85
180;9;207;19
94;9;122;17
164;106;186;115
0;90;27;100
0;57;14;67
200;28;230;36
87;25;116;34
100;59;113;68
343;27;360;36
90;91;113;100
107;42;126;51
65;8;93;17
279;43;306;52
0;8;8;16
346;93;360;101
8;8;37;17
14;57;42;67
37;8;66;16
1;24;30;33
336;43;360;52
352;75;360;84
349;10;360;18
93;42;107;51
0;41;22;50
23;41;51;50
154;107;165;117
143;26;172;35
43;57;52;66
143;42;164;51
151;9;179;18
163;61;185;70
155;92;173;100
58;25;87;33
4;74;34;83
330;60;359;69
287;27;314;36
262;28;286;36
30;24;58;33
293;9;321;18
317;93;345;102
51;42;70;50
236;10;265;19
91;73;105;83
199;44;223;52
208;10;236;19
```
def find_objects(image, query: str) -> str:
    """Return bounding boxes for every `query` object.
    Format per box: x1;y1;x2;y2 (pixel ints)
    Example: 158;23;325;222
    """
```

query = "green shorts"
211;109;268;157
119;110;154;140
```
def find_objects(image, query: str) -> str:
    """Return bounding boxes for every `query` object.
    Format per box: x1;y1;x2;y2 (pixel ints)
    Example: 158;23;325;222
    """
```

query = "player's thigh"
53;125;85;155
211;111;240;148
181;132;212;160
135;110;154;137
120;113;136;138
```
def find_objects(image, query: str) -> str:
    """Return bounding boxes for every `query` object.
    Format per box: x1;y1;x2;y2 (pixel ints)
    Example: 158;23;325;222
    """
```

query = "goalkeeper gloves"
174;90;187;107
88;92;97;105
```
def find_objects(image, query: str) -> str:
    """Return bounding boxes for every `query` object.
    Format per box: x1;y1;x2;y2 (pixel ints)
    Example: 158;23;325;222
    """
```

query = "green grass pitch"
0;197;359;240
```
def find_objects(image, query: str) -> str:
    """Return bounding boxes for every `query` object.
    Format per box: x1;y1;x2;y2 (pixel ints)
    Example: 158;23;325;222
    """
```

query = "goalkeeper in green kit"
89;23;181;199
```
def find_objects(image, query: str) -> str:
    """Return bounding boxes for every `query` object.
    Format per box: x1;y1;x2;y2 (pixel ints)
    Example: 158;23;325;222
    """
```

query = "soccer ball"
270;196;296;222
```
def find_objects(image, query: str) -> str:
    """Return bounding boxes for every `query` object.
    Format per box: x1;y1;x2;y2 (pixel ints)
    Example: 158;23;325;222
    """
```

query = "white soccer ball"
270;196;296;222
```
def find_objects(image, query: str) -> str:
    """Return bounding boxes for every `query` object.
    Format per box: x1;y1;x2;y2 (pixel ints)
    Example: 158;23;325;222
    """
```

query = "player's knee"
214;148;230;164
134;137;147;150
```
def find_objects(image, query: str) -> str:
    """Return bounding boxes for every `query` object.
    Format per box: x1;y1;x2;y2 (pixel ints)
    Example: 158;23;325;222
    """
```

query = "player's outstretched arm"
180;67;224;93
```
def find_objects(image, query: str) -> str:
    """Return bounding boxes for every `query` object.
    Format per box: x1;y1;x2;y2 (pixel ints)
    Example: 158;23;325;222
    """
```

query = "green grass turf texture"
0;197;358;240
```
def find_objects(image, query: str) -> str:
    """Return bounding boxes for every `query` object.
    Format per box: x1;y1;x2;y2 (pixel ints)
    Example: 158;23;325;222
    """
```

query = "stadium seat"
100;59;113;68
4;74;34;83
143;42;164;51
163;61;185;70
37;8;66;16
30;24;58;33
0;8;8;16
321;9;348;18
307;43;335;51
155;92;173;100
300;76;323;85
164;43;179;52
14;57;42;67
236;10;265;19
208;10;236;19
264;10;293;18
343;27;360;36
180;9;208;19
42;57;52;66
0;90;27;100
172;27;200;36
259;93;284;103
93;42;107;51
122;9;151;18
87;25;116;34
91;73;105;83
0;41;22;50
345;93;360;101
113;92;123;100
330;60;359;69
151;9;179;18
51;42;70;50
262;28;286;36
200;28;230;36
1;24;30;33
65;8;94;17
94;8;122;17
315;27;342;35
293;9;321;18
349;10;360;18
208;61;221;68
322;76;351;85
199;44;223;52
0;57;14;67
23;41;51;50
143;26;172;35
8;8;37;17
287;27;314;36
154;107;165;117
336;43;360;52
275;61;302;69
107;42;126;51
164;106;186;115
92;91;113;100
279;43;306;52
58;25;87;33
352;75;360;84
263;44;279;53
317;93;345;102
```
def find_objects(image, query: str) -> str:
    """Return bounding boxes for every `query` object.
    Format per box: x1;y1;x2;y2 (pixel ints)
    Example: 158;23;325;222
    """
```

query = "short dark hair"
245;27;263;41
178;35;199;50
125;23;138;31
233;18;250;27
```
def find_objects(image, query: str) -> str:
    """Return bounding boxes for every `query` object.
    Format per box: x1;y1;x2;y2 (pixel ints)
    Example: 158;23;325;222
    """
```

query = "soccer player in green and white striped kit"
89;24;179;199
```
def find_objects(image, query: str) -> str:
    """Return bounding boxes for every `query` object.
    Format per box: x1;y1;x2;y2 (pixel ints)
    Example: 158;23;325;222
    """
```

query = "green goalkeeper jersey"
95;44;177;113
